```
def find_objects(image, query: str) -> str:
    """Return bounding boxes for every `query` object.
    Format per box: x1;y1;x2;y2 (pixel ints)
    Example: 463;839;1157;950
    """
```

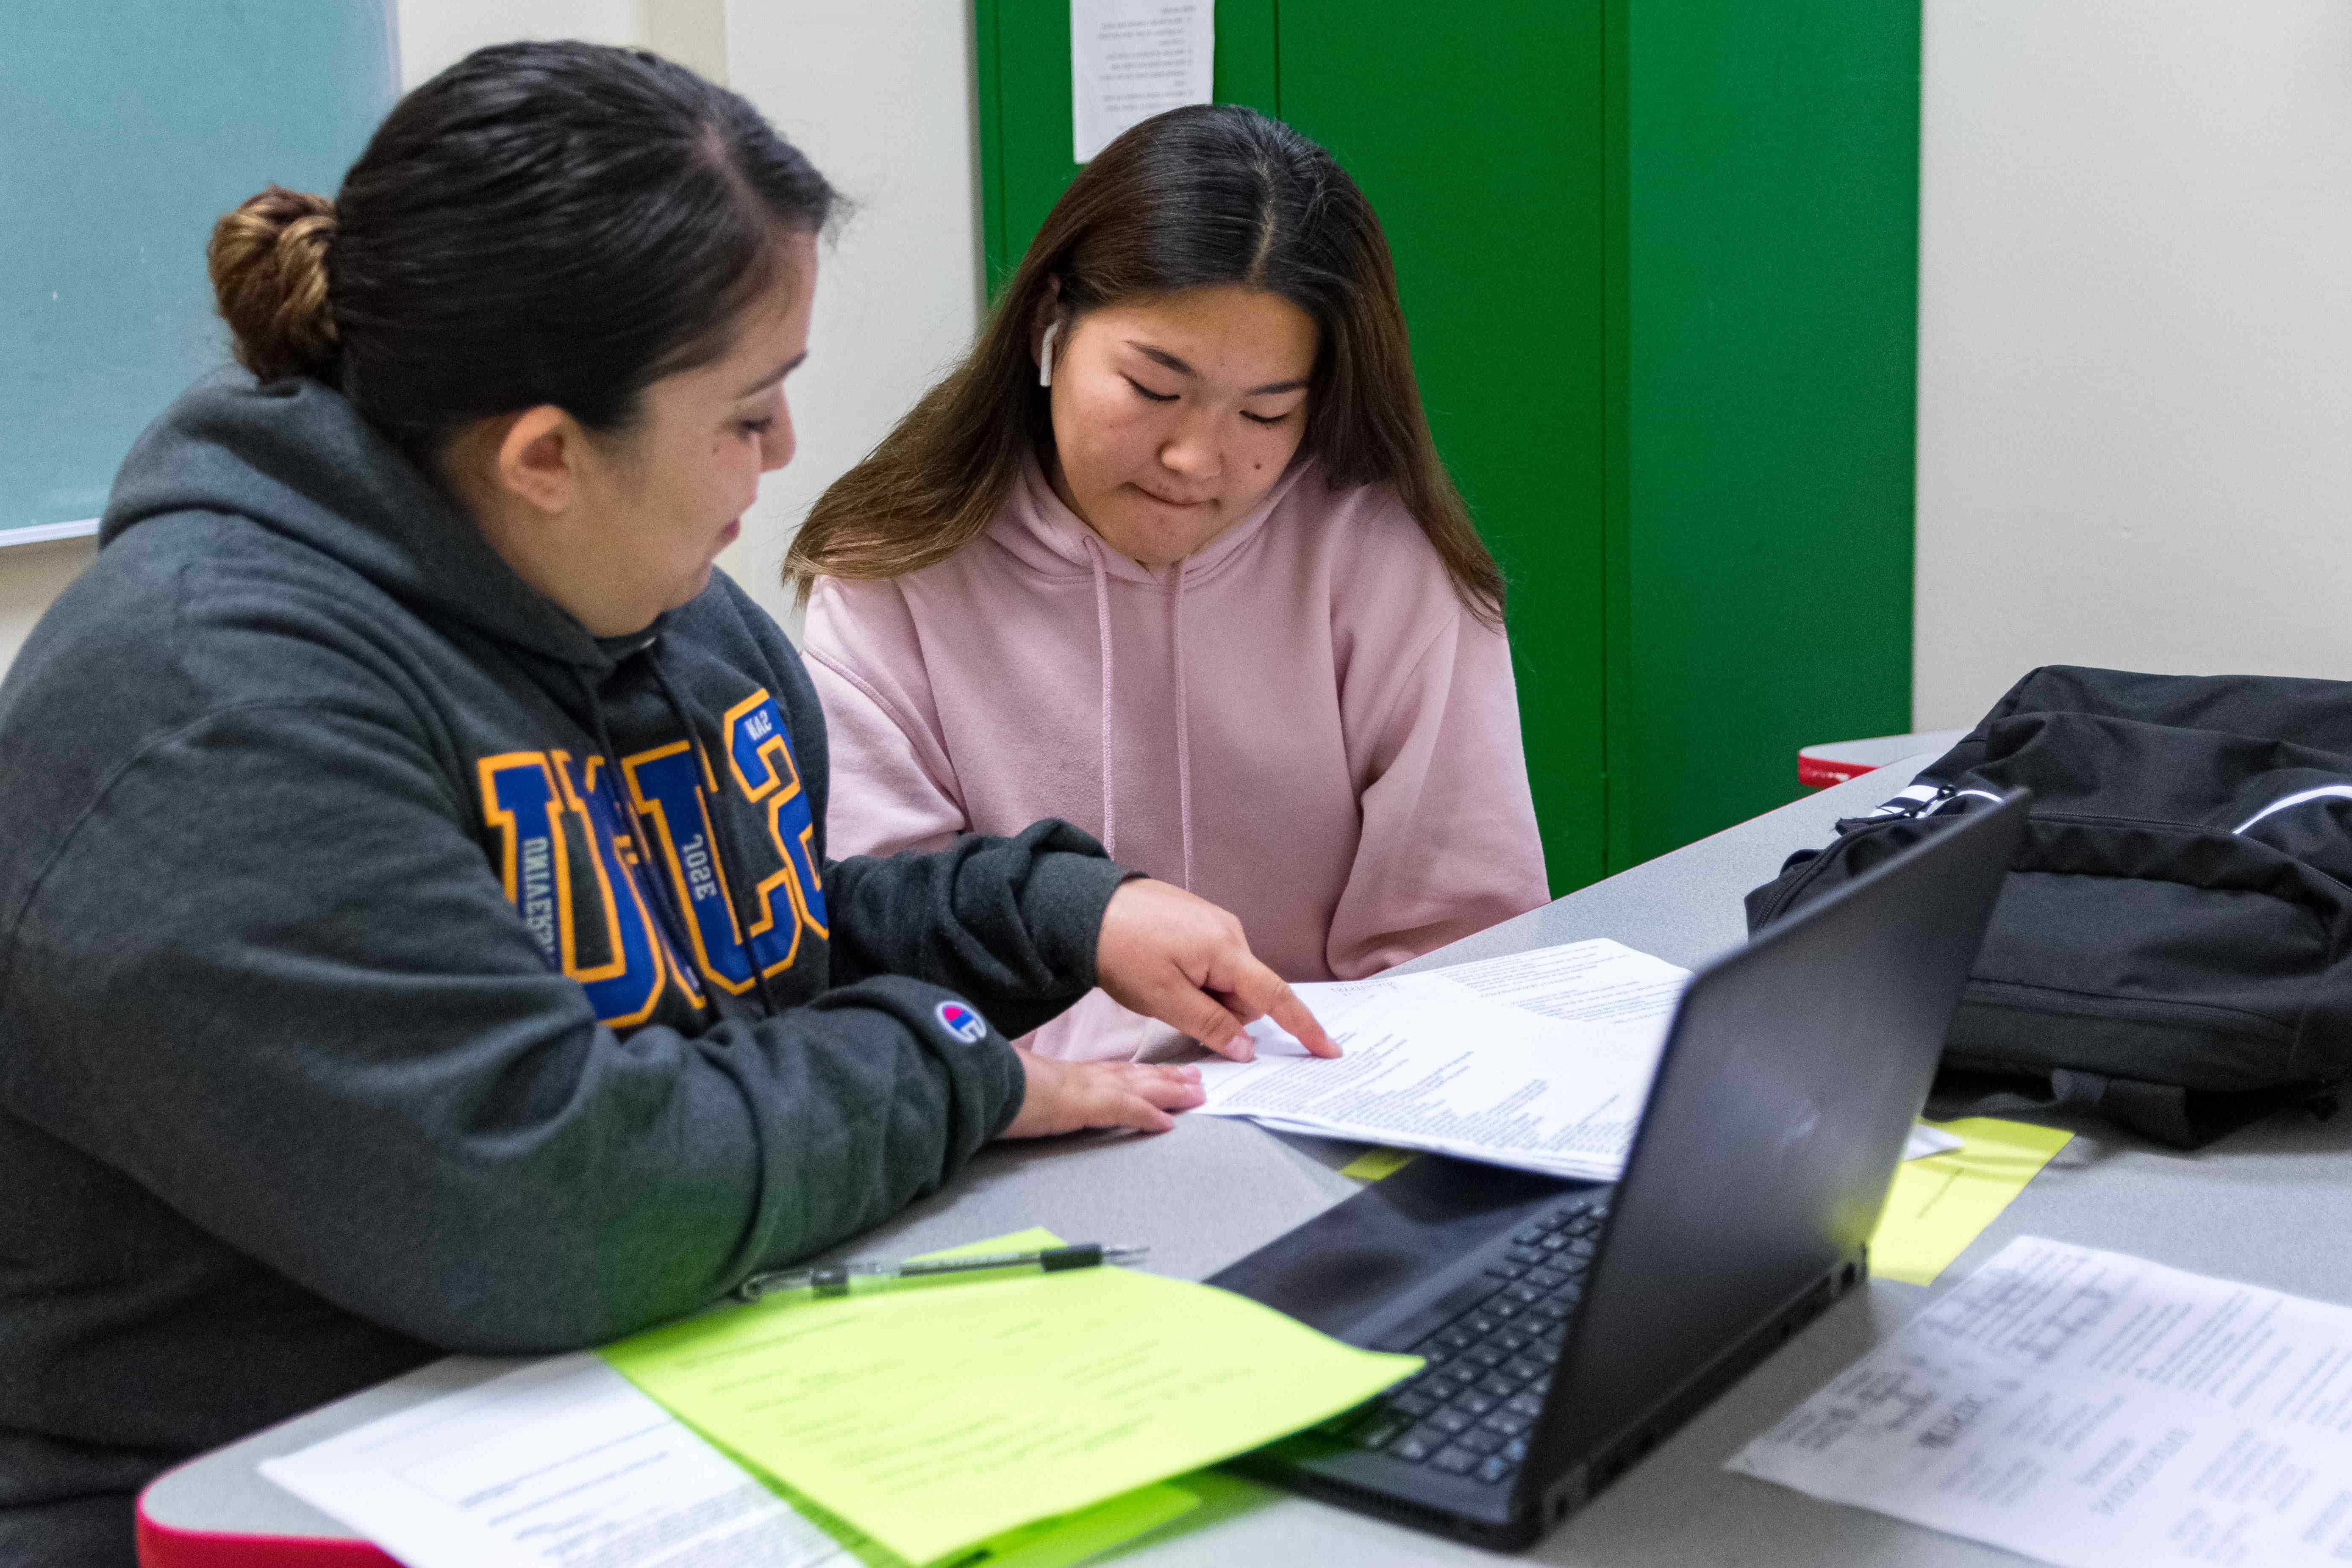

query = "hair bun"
208;185;340;383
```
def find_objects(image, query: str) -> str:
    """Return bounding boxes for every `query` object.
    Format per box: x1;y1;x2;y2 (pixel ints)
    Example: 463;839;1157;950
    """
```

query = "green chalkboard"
1;1;395;534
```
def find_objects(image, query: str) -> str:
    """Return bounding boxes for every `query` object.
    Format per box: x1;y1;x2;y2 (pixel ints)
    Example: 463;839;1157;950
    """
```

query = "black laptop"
1209;790;2028;1550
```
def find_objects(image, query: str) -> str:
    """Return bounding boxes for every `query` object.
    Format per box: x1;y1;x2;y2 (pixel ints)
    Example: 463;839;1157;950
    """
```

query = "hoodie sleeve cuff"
1023;849;1141;990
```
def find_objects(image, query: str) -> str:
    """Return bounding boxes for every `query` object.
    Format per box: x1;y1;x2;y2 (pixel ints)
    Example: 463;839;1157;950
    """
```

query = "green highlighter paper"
1867;1117;2072;1285
602;1229;1415;1566
1339;1146;1417;1182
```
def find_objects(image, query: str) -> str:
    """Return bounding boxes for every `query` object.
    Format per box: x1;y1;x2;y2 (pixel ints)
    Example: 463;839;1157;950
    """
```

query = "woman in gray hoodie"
0;41;1327;1567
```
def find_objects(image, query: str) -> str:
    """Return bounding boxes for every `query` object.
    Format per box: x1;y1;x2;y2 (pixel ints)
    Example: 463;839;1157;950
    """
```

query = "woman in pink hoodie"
790;105;1549;1060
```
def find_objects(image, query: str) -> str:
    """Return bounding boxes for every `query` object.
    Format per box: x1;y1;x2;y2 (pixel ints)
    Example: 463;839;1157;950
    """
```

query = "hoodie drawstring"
1083;540;1197;1058
1171;558;1194;894
1082;536;1195;895
1085;536;1118;861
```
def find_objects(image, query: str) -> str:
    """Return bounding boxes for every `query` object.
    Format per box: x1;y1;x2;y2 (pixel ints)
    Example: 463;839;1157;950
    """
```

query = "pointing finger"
1225;961;1339;1058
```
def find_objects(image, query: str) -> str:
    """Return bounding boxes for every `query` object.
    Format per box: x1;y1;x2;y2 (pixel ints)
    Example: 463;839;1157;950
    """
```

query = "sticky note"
603;1230;1414;1565
1340;1147;1418;1182
1867;1117;2072;1285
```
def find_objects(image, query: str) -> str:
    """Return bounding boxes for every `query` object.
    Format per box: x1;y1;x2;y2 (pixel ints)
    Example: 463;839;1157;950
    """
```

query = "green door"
1275;2;1610;893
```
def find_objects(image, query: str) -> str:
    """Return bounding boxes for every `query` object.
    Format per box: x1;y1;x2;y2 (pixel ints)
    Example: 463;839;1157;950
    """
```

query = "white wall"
714;1;982;635
398;0;645;83
1914;1;2352;727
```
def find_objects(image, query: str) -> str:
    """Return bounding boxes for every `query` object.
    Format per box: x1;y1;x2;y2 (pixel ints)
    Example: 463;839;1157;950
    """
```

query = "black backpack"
1747;665;2352;1147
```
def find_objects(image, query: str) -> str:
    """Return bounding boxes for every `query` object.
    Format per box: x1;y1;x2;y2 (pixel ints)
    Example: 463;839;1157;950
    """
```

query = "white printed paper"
1208;940;1971;1178
261;1354;849;1568
1070;0;1213;163
1198;941;1691;1181
1428;939;1692;1022
1730;1236;2352;1567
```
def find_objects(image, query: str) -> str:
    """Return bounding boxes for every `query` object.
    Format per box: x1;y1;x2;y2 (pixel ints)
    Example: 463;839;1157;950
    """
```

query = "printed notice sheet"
1202;938;1960;1182
262;1353;850;1568
1200;938;1687;1181
1070;0;1212;162
1731;1236;2352;1566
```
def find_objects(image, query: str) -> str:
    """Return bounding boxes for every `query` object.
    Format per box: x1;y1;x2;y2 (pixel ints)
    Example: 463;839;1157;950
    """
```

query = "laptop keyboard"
1319;1197;1607;1487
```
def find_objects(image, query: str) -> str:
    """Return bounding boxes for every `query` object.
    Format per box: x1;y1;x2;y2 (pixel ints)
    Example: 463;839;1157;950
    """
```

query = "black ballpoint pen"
735;1241;1149;1302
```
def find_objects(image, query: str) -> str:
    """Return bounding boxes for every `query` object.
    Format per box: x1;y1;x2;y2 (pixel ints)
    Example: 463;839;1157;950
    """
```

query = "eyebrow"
1126;340;1309;397
736;352;806;397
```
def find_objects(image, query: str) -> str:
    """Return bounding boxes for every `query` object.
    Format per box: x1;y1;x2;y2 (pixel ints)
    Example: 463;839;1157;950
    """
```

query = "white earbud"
1038;320;1061;388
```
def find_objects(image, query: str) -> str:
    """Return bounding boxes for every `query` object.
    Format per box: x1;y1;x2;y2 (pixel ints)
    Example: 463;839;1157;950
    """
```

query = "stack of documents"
1196;939;1691;1182
1732;1236;2352;1567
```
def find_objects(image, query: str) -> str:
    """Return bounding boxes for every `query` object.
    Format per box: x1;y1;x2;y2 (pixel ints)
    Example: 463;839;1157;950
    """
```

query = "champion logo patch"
935;1000;989;1044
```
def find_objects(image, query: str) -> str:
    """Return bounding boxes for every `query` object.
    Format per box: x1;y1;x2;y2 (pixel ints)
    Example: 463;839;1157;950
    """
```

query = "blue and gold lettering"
479;749;690;1028
722;689;829;949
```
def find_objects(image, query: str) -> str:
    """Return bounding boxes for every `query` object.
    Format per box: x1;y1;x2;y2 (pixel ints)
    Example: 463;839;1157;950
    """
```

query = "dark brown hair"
207;41;835;454
787;104;1502;623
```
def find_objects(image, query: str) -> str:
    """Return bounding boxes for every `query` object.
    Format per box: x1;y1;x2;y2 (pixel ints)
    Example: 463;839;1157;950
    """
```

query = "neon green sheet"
603;1228;1415;1565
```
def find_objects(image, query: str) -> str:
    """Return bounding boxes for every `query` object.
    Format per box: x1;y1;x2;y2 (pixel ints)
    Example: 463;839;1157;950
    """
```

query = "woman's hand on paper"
1093;879;1338;1063
1000;1052;1205;1138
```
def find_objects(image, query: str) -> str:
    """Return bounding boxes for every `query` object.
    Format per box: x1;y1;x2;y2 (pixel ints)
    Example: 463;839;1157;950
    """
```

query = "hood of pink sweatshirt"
804;455;1549;1053
981;457;1315;889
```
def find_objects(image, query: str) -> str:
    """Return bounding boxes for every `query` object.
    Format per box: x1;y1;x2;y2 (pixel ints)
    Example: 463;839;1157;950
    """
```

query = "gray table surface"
144;759;2352;1564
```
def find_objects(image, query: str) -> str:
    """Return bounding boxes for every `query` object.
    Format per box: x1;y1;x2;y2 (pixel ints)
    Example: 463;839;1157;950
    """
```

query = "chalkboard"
1;1;395;537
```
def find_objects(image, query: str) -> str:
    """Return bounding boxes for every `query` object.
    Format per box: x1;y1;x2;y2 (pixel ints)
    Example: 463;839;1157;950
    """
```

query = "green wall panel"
1277;2;1609;895
1610;0;1920;869
973;1;1278;294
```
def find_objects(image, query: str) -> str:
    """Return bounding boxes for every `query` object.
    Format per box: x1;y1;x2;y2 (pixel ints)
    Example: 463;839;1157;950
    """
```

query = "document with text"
1198;939;1690;1181
1069;0;1211;161
1730;1236;2352;1566
262;1354;849;1568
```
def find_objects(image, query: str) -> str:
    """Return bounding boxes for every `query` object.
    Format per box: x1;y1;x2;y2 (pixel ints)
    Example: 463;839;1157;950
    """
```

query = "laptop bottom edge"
1225;1244;1869;1551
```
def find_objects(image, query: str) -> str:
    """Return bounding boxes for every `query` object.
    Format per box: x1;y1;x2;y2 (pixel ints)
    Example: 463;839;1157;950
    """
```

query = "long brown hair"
787;104;1503;624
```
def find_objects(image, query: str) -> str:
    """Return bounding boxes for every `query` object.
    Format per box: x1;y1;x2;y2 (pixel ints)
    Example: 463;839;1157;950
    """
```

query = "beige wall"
1914;0;2352;727
712;0;983;637
0;538;97;675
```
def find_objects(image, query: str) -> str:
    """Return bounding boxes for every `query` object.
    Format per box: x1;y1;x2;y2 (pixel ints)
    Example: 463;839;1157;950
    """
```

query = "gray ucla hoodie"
0;371;1127;1565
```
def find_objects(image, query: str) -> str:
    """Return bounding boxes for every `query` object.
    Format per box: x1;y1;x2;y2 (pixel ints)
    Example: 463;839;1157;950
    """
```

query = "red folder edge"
136;1480;398;1568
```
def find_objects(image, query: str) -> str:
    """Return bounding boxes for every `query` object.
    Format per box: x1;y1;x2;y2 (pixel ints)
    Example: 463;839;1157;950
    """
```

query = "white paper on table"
1730;1235;2352;1568
1069;0;1213;162
1430;943;1950;1159
1217;942;1967;1177
1904;1122;1963;1160
260;1353;849;1568
1201;957;1677;1182
1422;940;1691;1022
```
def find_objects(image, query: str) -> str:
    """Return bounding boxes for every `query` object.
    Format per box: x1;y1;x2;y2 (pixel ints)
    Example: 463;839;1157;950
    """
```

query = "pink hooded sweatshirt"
801;456;1550;1059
